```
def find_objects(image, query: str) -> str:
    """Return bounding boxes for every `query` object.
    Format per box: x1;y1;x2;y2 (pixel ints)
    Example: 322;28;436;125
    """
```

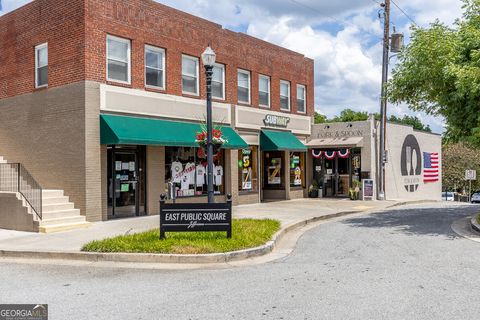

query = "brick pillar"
146;146;164;215
284;150;291;200
100;145;108;220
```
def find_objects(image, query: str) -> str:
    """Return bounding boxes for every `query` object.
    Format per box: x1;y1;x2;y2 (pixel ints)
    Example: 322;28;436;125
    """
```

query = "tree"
388;0;480;145
443;143;480;192
388;115;431;132
314;112;327;124
314;109;431;132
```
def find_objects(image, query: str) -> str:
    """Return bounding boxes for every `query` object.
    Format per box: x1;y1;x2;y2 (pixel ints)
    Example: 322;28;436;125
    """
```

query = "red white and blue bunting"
324;150;337;160
312;149;323;158
311;148;351;159
337;149;350;159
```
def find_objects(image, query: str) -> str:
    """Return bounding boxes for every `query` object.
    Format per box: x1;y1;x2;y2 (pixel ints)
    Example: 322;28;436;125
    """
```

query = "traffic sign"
465;169;476;181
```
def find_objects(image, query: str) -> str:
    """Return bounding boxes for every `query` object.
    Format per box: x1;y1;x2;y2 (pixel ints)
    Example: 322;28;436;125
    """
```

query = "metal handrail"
0;163;42;220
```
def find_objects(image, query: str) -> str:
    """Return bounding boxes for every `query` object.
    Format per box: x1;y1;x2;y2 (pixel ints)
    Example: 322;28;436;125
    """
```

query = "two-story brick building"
0;0;314;229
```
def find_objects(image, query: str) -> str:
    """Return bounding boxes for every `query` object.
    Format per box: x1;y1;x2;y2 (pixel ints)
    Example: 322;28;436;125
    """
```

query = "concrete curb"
0;200;430;264
471;215;480;233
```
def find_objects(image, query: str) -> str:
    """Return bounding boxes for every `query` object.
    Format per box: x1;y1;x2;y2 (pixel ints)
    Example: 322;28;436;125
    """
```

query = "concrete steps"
38;189;90;233
0;155;89;233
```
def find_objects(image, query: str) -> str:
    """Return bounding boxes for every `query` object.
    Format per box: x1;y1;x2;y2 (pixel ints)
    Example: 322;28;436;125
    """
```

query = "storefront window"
263;151;284;189
238;147;258;192
290;152;305;188
165;147;225;197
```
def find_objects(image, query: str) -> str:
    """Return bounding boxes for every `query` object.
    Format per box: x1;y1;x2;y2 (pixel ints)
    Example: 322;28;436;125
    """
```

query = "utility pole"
378;0;390;200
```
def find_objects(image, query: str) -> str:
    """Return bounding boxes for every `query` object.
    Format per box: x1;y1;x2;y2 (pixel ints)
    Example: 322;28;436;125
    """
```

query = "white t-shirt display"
184;162;196;184
181;174;190;190
214;165;223;186
196;164;206;186
171;161;183;183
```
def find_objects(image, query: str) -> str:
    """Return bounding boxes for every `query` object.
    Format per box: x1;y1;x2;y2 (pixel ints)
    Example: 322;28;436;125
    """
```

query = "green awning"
100;114;248;149
260;129;307;152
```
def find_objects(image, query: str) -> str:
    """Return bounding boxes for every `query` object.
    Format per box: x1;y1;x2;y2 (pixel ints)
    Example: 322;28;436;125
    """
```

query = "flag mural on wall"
423;152;439;183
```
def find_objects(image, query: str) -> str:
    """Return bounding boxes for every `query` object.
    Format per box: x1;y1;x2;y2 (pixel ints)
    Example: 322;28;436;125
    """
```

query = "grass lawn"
477;213;480;225
81;219;280;254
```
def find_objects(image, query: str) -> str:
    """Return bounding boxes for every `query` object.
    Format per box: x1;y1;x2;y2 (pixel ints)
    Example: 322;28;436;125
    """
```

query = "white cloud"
2;0;463;133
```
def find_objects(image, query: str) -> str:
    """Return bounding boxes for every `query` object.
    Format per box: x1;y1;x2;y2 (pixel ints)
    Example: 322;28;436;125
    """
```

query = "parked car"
471;193;480;203
442;192;454;201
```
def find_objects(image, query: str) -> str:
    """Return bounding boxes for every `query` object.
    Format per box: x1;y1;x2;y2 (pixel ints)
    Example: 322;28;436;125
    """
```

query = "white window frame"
35;43;48;88
237;69;251;105
296;84;306;114
280;80;291;111
212;63;225;100
106;35;131;85
181;54;199;96
144;45;166;90
258;74;270;108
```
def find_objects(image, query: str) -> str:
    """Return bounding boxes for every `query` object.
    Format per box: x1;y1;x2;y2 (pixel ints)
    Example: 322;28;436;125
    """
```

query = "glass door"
108;146;146;219
336;157;350;197
324;158;335;197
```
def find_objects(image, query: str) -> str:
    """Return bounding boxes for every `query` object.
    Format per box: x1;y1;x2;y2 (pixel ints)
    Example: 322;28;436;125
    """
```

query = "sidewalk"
0;198;399;253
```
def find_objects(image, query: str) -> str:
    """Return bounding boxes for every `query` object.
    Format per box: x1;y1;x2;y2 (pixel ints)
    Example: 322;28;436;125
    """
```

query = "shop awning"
260;129;307;152
306;137;364;148
100;114;248;149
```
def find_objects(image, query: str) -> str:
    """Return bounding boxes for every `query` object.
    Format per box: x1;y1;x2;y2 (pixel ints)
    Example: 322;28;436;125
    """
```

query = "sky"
0;0;465;134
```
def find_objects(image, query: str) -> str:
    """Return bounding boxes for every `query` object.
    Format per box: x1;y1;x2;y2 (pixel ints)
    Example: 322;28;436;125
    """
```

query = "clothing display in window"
214;165;223;186
196;164;206;186
184;162;196;183
181;174;190;190
171;161;183;183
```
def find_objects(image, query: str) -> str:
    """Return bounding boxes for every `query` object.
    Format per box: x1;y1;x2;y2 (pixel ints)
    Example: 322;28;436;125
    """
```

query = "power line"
390;0;419;27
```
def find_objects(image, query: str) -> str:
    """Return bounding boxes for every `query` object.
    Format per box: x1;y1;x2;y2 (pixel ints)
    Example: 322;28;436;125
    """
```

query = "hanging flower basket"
195;127;228;154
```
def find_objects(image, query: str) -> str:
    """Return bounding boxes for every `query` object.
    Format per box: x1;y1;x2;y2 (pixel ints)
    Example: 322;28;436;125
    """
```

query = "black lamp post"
201;45;216;203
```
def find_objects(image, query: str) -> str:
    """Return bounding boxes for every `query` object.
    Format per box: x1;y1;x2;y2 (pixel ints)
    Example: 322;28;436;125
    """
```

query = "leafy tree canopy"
314;109;431;132
443;142;480;192
388;0;480;145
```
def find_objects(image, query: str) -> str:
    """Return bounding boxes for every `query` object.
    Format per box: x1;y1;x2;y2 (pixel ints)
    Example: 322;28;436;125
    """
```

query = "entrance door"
315;153;351;197
108;146;146;218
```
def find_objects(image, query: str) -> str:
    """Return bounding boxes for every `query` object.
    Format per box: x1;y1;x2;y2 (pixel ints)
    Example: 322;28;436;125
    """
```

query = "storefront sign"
159;195;232;239
317;130;363;139
400;134;422;192
263;114;290;128
363;179;374;199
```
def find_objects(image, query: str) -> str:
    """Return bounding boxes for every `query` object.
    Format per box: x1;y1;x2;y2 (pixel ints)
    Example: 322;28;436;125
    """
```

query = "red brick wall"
85;0;314;116
0;0;86;99
1;0;314;116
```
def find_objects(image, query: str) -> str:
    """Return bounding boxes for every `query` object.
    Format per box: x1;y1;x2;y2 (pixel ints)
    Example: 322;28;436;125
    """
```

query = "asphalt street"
0;203;479;320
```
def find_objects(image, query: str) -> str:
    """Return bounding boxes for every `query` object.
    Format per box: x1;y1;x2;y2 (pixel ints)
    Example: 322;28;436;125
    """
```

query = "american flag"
423;152;439;183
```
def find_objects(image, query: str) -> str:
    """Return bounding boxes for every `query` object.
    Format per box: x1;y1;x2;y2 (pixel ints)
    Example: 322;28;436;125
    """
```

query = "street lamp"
201;44;216;203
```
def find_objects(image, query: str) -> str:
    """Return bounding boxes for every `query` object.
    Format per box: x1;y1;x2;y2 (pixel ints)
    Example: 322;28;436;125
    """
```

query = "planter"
197;142;224;155
309;189;319;198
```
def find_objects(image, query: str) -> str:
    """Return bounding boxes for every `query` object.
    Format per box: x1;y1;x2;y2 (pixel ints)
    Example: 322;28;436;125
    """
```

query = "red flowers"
196;132;206;141
213;129;222;139
196;130;222;141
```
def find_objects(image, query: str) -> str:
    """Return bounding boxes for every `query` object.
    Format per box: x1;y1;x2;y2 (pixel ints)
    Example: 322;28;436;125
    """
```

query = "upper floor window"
35;43;48;88
145;45;165;89
212;63;225;100
107;35;131;84
280;80;291;111
182;55;199;96
259;75;270;108
297;84;306;113
237;69;251;104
